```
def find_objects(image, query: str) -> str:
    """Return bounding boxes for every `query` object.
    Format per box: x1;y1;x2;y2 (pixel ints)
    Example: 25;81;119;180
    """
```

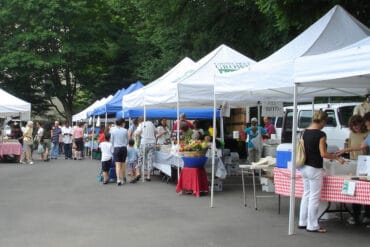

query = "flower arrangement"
179;140;208;157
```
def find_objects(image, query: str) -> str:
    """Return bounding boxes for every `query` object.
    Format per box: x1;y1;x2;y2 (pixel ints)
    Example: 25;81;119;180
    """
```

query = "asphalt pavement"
0;157;369;247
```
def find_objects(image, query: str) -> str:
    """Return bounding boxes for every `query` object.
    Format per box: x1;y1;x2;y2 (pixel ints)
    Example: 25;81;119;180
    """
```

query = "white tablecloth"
153;151;227;178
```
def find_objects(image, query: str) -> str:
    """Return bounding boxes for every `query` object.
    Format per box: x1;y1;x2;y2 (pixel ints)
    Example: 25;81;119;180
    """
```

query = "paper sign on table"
342;180;356;196
356;155;370;176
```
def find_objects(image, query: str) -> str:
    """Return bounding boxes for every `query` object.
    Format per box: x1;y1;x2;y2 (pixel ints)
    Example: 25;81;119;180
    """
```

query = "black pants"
352;204;370;223
64;143;72;158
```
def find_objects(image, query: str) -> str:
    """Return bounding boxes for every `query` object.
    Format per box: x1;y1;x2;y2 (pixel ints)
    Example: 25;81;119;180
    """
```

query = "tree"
256;0;370;35
125;0;283;82
0;0;133;121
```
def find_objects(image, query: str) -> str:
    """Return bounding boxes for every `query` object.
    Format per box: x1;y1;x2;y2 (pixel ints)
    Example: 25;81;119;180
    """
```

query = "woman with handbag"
298;111;345;233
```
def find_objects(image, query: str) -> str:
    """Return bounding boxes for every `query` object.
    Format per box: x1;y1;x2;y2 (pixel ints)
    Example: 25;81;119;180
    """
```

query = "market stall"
0;88;31;121
274;166;370;205
0;89;30;161
214;5;370;234
153;150;227;179
0;141;22;160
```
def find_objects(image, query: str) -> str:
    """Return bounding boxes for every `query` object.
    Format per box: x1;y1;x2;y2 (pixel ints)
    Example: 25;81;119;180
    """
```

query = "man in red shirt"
263;117;276;139
172;113;194;132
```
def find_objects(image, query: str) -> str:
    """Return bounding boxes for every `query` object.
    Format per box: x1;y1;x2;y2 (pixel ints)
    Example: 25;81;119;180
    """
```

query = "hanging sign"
261;101;284;117
221;101;230;117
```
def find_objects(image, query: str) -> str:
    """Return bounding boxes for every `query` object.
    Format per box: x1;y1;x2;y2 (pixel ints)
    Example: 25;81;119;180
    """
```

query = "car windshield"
338;106;355;127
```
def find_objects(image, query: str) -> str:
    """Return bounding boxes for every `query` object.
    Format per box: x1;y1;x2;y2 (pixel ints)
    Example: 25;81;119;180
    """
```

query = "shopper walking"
50;121;62;159
62;121;73;159
110;118;129;186
20;121;34;165
135;118;157;181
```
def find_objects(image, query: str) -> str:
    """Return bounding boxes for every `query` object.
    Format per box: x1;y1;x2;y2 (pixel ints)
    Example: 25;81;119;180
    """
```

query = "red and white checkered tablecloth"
0;142;22;157
274;167;370;205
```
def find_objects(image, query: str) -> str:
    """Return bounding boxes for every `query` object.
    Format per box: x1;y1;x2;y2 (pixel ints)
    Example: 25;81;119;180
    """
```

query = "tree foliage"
256;0;370;35
125;0;283;82
0;0;369;120
0;0;134;121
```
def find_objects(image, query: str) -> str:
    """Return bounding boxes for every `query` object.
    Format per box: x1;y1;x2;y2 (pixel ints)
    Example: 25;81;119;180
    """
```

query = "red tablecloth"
176;167;209;197
274;167;370;205
0;142;22;157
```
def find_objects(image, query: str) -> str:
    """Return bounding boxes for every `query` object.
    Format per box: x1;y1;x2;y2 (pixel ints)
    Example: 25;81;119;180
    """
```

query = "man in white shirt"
135;119;158;181
62;121;73;159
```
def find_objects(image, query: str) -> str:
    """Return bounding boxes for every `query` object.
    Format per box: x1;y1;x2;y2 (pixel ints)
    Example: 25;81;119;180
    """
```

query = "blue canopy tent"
117;108;221;119
90;81;144;117
91;89;122;116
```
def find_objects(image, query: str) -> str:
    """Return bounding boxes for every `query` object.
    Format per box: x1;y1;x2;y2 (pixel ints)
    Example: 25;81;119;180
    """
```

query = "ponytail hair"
312;110;328;124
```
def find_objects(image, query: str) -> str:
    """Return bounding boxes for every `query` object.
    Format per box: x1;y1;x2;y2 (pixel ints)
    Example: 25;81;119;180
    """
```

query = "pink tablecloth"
0;142;22;157
274;167;370;205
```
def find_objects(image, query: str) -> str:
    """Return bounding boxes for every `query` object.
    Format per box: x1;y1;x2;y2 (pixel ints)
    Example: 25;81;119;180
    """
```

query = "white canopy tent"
285;38;370;235
138;44;256;109
214;5;370;235
215;41;370;235
72;95;113;122
295;37;370;87
123;44;256;205
123;57;196;110
259;5;370;64
86;95;113;118
0;88;31;121
215;5;370;105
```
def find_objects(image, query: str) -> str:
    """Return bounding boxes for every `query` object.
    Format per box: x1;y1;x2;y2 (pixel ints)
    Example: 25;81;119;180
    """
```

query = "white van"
275;103;359;150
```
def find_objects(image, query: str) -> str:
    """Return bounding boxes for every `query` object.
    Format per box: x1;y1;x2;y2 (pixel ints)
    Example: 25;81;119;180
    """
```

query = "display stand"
239;164;277;211
176;167;209;197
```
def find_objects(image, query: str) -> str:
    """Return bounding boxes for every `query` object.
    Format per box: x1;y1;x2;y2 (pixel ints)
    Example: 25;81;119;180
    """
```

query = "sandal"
306;228;327;233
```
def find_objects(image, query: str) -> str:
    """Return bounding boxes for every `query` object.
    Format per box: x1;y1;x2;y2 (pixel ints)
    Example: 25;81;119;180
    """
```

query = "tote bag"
295;131;306;167
37;143;45;154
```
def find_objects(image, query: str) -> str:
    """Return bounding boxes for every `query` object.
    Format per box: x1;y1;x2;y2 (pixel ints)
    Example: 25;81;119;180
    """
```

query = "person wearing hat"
244;117;267;164
353;94;370;117
20;121;34;165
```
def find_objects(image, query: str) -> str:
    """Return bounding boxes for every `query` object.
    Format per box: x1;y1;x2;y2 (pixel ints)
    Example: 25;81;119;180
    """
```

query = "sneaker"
347;217;356;225
117;181;122;186
362;217;370;224
29;161;34;165
19;161;26;164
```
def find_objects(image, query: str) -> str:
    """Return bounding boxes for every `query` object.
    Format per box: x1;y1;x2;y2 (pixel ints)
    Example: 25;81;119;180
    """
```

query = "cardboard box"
260;177;275;192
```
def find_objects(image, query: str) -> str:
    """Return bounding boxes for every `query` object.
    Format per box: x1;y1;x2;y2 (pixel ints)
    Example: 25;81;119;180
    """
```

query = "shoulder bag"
295;131;306;167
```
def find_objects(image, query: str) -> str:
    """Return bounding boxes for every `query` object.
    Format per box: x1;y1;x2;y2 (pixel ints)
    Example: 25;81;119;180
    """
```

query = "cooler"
276;143;292;168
